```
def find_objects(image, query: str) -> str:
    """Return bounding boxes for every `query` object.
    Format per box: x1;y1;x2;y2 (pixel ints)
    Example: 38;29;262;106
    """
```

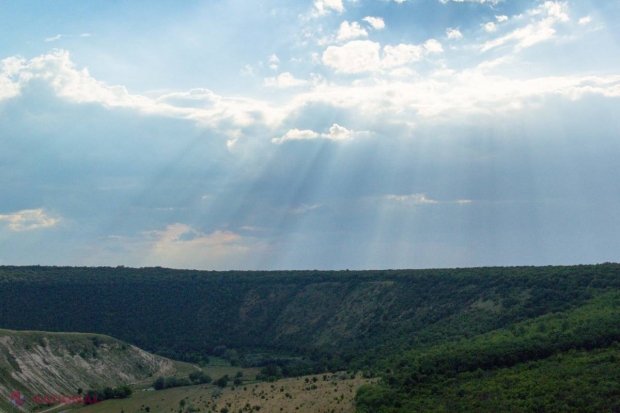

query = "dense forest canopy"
2;264;620;411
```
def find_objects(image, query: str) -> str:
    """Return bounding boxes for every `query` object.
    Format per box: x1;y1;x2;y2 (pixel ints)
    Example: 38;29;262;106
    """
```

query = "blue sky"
1;0;619;270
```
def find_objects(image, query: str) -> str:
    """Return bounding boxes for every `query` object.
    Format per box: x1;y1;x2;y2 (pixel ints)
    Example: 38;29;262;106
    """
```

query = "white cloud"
579;16;592;25
0;209;59;231
288;71;620;120
322;40;381;73
4;50;287;130
386;194;438;205
45;34;63;42
424;39;444;53
385;194;473;205
264;72;308;88
484;22;497;33
481;1;570;53
337;21;368;41
439;0;502;4
272;124;367;144
446;28;463;39
0;57;24;100
79;33;92;37
313;0;345;16
382;43;424;68
389;67;416;77
496;15;508;22
268;54;280;70
382;40;442;68
362;16;386;30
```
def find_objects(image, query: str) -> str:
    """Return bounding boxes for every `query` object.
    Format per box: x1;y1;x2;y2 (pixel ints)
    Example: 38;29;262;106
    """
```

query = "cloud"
0;209;59;231
45;34;63;42
268;54;280;70
1;50;287;130
386;194;438;205
313;0;344;16
385;194;473;206
484;22;497;33
382;43;425;68
578;16;592;25
0;57;23;100
264;72;308;88
446;28;463;39
439;0;502;4
79;33;92;37
423;39;444;53
271;124;368;144
137;224;269;270
323;39;443;73
362;17;386;30
496;15;508;22
289;71;620;120
481;1;570;53
337;21;368;41
322;40;382;73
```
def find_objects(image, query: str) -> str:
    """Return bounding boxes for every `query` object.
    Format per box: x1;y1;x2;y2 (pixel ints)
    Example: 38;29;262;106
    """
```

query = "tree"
216;375;229;388
154;377;166;390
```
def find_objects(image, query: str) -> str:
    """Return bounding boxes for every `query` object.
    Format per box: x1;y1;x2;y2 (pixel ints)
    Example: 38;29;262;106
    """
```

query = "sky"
1;0;619;270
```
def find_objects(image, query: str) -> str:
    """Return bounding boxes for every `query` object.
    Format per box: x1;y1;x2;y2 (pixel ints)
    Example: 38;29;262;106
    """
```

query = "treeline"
153;370;212;390
1;263;618;365
83;385;132;405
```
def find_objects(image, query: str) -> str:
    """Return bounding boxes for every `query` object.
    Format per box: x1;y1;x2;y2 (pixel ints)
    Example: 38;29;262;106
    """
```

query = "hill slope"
0;329;174;411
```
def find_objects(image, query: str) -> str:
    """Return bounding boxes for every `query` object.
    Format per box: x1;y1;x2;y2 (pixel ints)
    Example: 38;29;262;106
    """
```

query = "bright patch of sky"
1;0;620;270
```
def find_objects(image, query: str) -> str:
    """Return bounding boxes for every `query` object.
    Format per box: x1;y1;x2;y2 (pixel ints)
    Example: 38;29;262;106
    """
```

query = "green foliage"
189;370;212;384
216;375;230;388
84;384;133;404
2;264;620;411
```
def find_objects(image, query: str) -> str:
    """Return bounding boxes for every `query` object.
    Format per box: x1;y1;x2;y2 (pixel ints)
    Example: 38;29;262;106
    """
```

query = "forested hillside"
1;264;620;411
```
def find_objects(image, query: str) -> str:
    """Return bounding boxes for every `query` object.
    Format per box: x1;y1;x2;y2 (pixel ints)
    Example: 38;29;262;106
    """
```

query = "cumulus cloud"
337;21;368;41
446;28;463;39
272;124;367;144
362;16;386;30
313;0;345;16
322;40;382;73
268;54;280;70
579;16;592;25
1;50;287;130
0;57;24;100
264;72;308;88
423;39;444;53
496;15;508;22
0;209;59;231
382;43;425;68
